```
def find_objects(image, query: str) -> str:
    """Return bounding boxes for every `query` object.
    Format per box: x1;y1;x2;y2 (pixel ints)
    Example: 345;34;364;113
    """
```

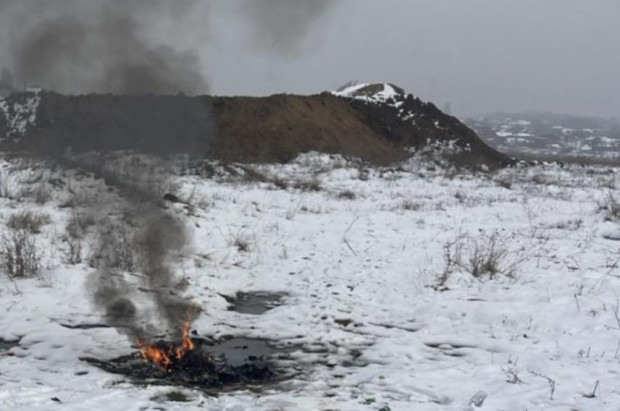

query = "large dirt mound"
210;93;402;164
0;83;511;167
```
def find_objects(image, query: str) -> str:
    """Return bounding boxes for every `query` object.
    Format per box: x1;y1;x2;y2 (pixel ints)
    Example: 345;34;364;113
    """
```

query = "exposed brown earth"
210;93;403;165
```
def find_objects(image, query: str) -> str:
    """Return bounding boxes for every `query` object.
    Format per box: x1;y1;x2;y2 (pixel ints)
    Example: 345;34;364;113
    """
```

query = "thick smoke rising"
81;153;201;340
0;0;209;95
0;0;336;95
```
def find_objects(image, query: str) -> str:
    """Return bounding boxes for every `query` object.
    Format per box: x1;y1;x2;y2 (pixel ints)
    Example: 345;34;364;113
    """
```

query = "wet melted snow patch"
224;291;287;315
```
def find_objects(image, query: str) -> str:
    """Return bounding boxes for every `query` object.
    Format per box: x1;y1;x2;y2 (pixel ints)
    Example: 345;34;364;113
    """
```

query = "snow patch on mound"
332;82;447;134
332;81;406;103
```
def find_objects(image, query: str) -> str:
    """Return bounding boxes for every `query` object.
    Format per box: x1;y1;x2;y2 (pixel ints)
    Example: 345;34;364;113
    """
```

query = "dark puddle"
424;341;475;357
223;292;286;315
59;323;113;330
203;337;286;368
78;291;371;392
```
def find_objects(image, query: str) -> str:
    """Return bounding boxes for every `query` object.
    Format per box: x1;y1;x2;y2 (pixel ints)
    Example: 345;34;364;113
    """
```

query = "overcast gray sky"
206;0;620;118
1;0;619;118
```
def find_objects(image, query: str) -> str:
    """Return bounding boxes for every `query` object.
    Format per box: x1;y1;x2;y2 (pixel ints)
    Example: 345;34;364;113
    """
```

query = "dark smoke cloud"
0;0;209;95
138;209;198;334
232;0;336;55
80;153;201;340
0;0;336;94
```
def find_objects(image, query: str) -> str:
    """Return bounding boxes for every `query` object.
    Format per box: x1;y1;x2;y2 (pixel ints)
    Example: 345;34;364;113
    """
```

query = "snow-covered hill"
1;152;620;409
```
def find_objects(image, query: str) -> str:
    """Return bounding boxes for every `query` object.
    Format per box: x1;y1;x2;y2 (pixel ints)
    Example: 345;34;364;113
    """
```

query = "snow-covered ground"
2;152;620;410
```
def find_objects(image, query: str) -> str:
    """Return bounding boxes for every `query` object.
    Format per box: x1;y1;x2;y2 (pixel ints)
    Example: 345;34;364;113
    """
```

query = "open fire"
136;320;197;369
81;319;277;390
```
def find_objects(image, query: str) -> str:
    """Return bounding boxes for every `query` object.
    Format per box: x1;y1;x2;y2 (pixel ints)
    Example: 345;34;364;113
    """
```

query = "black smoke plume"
84;156;201;341
0;0;337;94
0;0;209;95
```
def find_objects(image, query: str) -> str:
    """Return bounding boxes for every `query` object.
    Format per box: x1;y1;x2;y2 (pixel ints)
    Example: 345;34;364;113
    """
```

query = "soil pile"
0;83;512;167
210;93;402;164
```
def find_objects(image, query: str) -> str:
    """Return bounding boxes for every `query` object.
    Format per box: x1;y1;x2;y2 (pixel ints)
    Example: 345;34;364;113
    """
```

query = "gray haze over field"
0;0;211;95
1;0;619;117
0;0;334;95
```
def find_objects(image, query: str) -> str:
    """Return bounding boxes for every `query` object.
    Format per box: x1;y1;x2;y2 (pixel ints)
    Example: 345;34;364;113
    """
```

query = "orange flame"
175;320;195;359
137;320;195;368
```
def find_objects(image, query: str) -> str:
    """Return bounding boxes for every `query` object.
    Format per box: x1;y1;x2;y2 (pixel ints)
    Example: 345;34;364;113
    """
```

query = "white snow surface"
1;152;620;410
332;82;403;103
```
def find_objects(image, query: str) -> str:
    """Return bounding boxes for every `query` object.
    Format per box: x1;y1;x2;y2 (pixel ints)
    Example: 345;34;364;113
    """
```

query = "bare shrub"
60;190;95;208
358;168;370;181
599;193;620;221
66;210;96;239
597;177;616;190
144;175;180;201
464;233;514;278
194;196;214;211
0;228;40;278
494;175;513;189
436;236;464;289
0;172;10;198
230;230;254;253
7;211;51;234
272;178;289;190
338;190;357;200
185;187;213;211
0;172;22;200
9;156;40;171
548;218;583;231
62;235;83;265
238;166;269;183
402;200;422;211
454;191;467;203
294;178;321;192
31;183;53;204
437;232;518;287
532;174;551;185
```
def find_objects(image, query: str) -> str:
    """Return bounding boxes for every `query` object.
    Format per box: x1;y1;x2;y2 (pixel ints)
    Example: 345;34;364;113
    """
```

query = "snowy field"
2;152;620;410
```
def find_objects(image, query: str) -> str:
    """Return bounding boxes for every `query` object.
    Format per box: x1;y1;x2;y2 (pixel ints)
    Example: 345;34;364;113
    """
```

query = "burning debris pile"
68;156;281;388
136;320;196;369
83;321;275;389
